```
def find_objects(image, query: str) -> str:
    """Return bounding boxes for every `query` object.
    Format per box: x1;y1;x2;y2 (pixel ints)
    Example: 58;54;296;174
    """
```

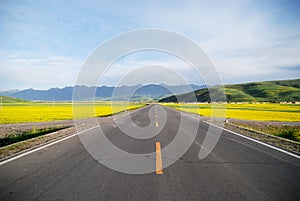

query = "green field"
0;97;145;124
161;103;300;122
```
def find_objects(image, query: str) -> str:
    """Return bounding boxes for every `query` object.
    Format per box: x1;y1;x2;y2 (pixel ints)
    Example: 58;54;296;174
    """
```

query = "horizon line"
1;77;299;92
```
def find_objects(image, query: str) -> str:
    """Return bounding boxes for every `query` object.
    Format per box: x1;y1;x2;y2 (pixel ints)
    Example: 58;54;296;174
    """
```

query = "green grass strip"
0;126;70;147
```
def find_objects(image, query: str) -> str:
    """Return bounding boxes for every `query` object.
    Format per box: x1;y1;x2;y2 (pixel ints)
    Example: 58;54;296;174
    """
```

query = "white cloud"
98;51;205;86
137;1;300;83
0;57;81;90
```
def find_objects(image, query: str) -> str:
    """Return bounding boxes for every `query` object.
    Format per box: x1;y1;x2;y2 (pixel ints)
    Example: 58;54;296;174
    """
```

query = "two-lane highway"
0;105;299;200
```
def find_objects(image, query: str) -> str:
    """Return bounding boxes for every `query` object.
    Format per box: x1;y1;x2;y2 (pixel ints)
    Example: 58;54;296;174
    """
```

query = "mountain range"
0;84;203;101
159;79;300;103
2;79;299;103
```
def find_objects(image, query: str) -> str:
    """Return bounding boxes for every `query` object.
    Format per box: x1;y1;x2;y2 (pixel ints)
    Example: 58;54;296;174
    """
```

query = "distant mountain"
0;89;20;97
0;84;204;101
159;79;300;103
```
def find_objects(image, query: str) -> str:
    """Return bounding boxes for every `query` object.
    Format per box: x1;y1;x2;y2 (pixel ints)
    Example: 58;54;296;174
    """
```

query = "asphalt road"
0;105;300;201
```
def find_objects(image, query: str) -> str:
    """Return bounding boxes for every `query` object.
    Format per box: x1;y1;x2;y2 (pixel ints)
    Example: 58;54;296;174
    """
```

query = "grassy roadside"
0;126;77;160
209;120;300;155
229;122;300;142
0;126;70;147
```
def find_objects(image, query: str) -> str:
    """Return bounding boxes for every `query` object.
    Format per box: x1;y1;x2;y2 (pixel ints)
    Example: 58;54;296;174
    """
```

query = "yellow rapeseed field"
1;102;299;124
0;102;145;124
161;103;300;122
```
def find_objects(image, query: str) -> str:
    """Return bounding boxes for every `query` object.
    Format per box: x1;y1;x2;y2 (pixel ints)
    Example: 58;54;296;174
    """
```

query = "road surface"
0;105;299;200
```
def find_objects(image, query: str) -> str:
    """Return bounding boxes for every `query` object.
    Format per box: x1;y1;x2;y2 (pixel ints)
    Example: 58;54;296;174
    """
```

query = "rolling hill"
159;79;300;103
0;96;30;103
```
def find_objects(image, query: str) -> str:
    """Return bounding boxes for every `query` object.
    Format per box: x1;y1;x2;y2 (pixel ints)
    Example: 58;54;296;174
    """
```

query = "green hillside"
0;96;30;103
159;79;300;103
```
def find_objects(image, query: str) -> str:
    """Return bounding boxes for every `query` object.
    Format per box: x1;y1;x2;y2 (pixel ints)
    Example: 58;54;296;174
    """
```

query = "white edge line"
205;121;300;159
0;125;100;166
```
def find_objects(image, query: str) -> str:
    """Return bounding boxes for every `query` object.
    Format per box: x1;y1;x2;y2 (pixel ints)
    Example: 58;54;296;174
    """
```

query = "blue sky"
0;0;300;90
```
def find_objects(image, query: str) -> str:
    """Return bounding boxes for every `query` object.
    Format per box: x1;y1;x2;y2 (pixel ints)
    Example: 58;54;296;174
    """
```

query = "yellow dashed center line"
156;142;163;174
